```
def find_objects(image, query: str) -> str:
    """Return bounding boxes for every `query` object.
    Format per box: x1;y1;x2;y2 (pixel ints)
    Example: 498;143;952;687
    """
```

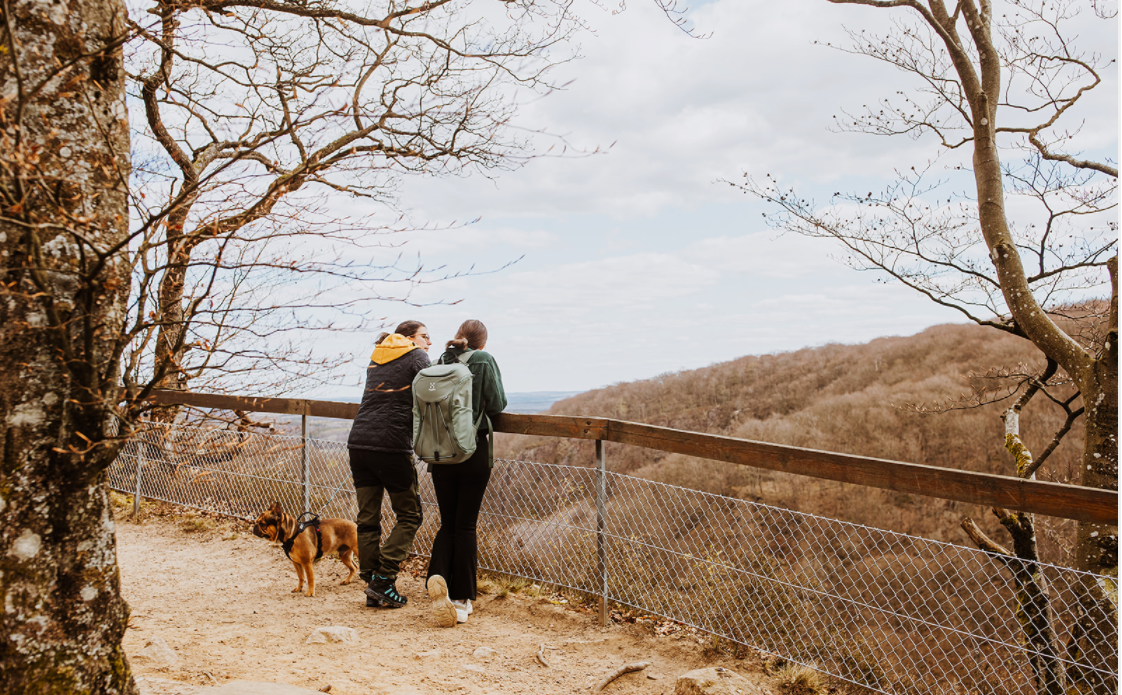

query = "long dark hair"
376;320;426;345
446;319;487;351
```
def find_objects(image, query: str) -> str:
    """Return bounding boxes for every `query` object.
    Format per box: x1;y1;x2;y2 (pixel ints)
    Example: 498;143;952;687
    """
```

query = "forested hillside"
494;322;1082;564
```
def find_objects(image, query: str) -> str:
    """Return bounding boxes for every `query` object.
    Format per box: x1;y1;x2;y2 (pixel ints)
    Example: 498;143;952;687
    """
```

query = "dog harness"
281;512;324;561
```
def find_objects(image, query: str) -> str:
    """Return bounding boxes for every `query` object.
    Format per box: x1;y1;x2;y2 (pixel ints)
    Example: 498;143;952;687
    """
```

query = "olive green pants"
351;452;423;582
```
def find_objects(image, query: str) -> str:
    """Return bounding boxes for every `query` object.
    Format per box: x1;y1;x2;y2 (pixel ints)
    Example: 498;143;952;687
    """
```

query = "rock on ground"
471;646;500;662
136;676;198;695
203;682;331;694
675;667;771;695
137;679;327;695
137;636;179;668
306;626;358;644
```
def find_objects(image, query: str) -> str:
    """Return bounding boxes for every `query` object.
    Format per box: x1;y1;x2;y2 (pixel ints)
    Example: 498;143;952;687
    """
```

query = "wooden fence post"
133;435;144;517
596;439;607;627
301;402;310;513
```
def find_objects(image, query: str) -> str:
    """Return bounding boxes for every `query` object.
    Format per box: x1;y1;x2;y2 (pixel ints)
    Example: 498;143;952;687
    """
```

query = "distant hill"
504;391;584;414
494;323;1082;563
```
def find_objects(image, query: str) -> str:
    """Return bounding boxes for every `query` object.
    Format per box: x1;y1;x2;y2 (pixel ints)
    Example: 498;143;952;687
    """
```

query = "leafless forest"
495;320;1086;566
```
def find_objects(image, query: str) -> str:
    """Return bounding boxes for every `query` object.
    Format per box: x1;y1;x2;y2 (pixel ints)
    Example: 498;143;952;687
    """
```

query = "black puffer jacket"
347;334;431;453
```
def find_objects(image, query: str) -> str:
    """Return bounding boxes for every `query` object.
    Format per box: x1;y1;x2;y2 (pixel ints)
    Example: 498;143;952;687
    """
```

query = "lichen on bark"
0;1;136;693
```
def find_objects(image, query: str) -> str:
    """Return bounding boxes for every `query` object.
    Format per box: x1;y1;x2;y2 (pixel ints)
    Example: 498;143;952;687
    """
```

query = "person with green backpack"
414;319;507;627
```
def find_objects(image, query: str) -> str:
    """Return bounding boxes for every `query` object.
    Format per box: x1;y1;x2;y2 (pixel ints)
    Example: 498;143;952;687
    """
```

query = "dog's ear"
270;501;282;514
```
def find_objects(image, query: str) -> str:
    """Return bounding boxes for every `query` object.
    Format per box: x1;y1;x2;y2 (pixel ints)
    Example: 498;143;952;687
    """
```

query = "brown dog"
252;502;358;597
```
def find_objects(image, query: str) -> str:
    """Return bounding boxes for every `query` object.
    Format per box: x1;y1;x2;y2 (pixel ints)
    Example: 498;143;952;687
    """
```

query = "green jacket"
438;347;507;429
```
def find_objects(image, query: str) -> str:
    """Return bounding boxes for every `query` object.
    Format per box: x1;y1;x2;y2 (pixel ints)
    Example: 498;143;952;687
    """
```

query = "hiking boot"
361;573;383;607
365;575;407;608
427;575;457;628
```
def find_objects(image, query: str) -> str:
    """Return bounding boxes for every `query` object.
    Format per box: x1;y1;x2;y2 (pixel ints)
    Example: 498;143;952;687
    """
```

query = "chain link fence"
107;423;1118;695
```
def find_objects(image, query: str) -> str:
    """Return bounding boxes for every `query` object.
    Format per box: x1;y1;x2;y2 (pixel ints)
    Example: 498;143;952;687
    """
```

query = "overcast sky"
312;0;1118;396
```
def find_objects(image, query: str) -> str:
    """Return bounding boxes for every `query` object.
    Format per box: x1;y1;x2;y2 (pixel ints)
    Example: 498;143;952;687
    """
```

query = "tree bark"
0;1;136;693
1067;260;1119;693
961;398;1066;694
927;3;1117;690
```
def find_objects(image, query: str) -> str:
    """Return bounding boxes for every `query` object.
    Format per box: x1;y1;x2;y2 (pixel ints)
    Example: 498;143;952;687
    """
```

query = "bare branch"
961;516;1013;556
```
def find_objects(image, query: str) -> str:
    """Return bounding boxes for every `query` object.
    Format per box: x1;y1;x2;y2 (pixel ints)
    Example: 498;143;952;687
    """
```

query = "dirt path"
116;505;777;695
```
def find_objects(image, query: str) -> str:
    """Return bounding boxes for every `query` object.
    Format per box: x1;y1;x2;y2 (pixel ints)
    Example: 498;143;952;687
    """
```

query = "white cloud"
288;0;1115;397
684;233;843;278
402;224;558;256
395;0;937;220
488;251;720;318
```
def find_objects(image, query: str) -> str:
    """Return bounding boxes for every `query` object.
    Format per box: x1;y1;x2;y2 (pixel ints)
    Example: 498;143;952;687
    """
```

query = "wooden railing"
147;389;1118;525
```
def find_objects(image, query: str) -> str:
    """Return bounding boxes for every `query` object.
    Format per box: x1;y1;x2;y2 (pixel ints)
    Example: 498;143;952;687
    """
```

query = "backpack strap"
473;387;494;469
470;403;493;465
484;411;494;468
456;349;494;467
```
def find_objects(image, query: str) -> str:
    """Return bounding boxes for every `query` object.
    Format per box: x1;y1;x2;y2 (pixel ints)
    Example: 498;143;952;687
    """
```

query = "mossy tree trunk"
964;404;1064;694
0;1;136;693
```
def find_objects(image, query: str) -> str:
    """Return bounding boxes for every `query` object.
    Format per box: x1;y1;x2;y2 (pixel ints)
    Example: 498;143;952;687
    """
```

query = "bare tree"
123;0;581;407
1;0;584;691
733;1;1116;692
0;0;137;692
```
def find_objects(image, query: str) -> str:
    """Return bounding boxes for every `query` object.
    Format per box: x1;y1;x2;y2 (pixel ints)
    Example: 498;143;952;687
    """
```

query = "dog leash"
314;481;348;515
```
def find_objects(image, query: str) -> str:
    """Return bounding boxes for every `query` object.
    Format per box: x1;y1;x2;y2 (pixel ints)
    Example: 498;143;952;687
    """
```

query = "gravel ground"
116;504;777;695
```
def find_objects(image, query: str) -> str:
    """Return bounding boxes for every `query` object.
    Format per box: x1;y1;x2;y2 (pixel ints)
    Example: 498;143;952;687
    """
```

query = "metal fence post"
596;439;607;627
133;433;145;517
301;403;310;513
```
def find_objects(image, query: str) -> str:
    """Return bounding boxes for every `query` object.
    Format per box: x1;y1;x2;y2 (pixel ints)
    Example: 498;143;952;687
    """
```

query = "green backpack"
411;350;491;464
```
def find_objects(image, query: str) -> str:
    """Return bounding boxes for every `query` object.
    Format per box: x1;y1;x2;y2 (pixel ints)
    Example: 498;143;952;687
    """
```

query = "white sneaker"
452;599;470;624
427;575;457;628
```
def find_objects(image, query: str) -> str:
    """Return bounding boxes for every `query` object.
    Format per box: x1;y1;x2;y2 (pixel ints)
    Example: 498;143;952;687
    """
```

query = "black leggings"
425;438;491;601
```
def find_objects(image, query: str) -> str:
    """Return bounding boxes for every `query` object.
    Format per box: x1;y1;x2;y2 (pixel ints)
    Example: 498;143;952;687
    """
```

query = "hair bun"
446;319;488;351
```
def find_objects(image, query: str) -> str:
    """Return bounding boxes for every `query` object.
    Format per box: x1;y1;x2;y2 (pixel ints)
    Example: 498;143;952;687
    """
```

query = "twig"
594;661;651;691
961;517;1012;561
536;643;551;668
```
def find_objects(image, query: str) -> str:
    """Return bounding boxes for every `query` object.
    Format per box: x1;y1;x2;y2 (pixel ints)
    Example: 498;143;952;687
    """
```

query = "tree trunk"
0;1;136;693
946;5;1117;690
148;233;196;424
1068;371;1119;695
998;508;1065;695
1075;256;1119;580
153;252;189;392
